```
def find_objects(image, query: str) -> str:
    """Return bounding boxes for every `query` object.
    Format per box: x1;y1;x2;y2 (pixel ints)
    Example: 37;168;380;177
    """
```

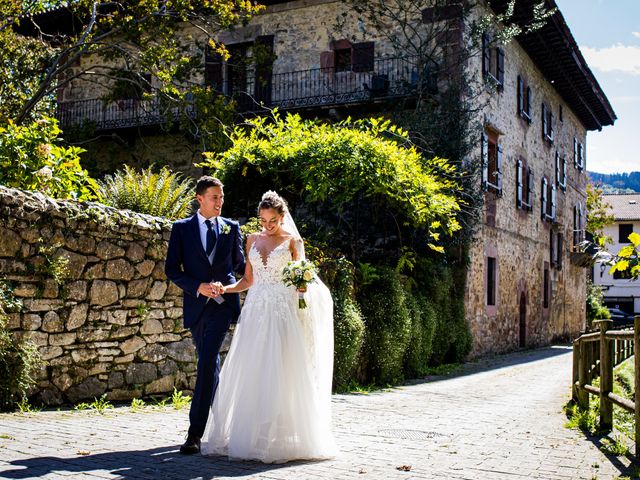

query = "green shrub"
304;243;364;390
0;301;42;411
357;266;411;385
414;258;471;365
97;164;194;219
202;112;462;254
586;280;610;329
0;117;98;200
403;292;437;378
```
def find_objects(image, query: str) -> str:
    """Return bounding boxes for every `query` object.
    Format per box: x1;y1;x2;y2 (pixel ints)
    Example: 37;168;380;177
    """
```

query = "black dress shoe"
180;435;201;455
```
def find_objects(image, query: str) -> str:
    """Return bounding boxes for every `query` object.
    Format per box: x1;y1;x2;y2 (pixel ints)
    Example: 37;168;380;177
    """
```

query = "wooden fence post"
572;339;580;403
577;339;589;410
599;319;613;431
634;316;640;458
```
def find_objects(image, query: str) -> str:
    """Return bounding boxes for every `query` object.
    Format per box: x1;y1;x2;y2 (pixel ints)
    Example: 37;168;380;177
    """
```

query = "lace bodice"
249;240;293;285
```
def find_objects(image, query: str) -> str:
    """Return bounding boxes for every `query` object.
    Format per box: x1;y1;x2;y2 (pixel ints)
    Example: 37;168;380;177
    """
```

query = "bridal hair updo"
258;191;289;217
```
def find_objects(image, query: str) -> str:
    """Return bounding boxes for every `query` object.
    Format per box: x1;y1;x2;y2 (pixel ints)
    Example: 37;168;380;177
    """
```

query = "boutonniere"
220;223;231;235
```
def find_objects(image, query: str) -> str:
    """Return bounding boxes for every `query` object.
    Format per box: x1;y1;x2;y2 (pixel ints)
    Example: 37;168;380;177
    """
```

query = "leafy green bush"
97;164;195;219
403;292;437;378
357;266;411;385
304;243;364;390
586;280;610;329
0;117;98;200
0;283;42;411
413;258;471;365
201;112;462;254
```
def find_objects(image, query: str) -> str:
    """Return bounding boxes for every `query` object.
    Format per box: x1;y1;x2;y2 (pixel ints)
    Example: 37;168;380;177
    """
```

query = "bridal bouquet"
282;259;317;308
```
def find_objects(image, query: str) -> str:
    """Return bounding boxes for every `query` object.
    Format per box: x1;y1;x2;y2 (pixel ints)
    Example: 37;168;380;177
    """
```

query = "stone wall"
0;186;213;406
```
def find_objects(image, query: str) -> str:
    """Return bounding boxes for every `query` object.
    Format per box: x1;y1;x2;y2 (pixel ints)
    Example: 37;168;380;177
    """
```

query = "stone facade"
53;0;613;358
0;186;227;405
463;4;588;356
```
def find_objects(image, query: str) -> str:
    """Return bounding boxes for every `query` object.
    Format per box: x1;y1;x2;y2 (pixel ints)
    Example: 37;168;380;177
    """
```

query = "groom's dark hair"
196;176;224;195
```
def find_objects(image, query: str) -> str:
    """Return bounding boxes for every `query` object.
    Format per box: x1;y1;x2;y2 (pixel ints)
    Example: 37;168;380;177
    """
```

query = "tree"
2;1;263;145
586;182;615;245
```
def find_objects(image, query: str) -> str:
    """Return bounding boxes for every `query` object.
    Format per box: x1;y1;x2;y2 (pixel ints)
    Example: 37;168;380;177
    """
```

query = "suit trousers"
187;300;233;439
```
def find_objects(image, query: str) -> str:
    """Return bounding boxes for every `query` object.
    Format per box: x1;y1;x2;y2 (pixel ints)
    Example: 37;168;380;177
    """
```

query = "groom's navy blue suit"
165;213;245;439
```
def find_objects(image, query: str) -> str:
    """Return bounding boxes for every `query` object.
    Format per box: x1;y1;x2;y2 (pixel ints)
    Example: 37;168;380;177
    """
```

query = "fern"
98;165;194;219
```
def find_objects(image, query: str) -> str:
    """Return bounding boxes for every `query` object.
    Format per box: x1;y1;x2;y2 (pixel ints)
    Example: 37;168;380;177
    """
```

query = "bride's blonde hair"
258;191;289;216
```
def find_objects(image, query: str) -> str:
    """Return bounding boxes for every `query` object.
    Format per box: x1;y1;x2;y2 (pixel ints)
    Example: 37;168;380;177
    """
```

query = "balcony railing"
57;55;435;130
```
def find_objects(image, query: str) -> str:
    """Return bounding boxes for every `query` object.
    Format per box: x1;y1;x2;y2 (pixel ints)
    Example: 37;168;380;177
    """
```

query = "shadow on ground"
1;447;315;479
401;344;573;387
586;432;640;478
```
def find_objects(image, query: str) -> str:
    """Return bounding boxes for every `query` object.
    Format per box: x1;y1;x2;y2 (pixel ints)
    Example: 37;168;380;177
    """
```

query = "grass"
73;395;113;414
170;388;191;410
130;398;146;412
600;435;630;456
17;398;41;413
565;356;637;458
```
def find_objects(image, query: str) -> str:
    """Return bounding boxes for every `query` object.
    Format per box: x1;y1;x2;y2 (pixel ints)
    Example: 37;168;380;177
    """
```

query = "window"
541;177;556;222
204;36;275;105
487;256;497;306
543;265;550;309
516;158;533;211
320;40;375;73
482;32;504;89
573;138;584;170
555;152;566;191
334;48;351;72
112;71;152;101
550;230;563;270
573;203;584;247
619;224;634;243
482;129;503;195
542;103;554;144
517;75;532;122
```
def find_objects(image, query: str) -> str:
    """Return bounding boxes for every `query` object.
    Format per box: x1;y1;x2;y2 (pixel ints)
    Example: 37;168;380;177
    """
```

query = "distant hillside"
588;171;640;193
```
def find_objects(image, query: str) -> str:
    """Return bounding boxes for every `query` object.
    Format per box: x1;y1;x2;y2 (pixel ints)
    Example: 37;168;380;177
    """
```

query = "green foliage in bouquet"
357;266;411;385
97;164;194;220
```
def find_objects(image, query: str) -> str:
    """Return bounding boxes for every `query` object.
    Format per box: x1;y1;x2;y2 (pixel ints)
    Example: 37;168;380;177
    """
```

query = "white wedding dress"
201;239;337;463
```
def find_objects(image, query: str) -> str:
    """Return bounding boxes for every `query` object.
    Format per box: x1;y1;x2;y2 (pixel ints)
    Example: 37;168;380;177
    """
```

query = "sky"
554;0;640;174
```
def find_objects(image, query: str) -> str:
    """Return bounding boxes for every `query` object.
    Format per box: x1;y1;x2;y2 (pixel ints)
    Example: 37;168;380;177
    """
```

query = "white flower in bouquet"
282;259;317;308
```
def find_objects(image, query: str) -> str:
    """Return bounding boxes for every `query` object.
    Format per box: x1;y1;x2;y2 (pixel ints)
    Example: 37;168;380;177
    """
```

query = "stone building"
592;194;640;316
29;0;616;357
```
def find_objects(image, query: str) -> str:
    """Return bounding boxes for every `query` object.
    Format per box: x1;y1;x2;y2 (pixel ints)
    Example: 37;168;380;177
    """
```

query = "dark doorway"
519;292;527;348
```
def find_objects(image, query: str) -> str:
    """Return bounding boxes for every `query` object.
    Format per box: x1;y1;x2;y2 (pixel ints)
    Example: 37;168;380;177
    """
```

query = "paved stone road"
0;346;637;479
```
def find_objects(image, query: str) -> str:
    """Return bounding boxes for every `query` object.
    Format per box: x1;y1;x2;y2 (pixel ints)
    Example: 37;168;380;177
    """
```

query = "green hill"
588;171;640;193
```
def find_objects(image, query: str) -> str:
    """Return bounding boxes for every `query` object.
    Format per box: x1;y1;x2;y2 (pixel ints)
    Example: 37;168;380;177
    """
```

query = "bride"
201;191;337;463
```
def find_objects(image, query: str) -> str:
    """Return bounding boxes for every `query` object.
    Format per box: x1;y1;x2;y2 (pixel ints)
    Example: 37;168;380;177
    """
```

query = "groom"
165;176;245;454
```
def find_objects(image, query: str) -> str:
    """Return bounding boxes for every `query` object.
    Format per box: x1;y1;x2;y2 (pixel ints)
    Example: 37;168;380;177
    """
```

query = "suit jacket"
165;214;246;328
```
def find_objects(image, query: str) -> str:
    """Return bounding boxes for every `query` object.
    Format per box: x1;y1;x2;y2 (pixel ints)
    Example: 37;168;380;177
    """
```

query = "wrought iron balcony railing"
56;55;435;130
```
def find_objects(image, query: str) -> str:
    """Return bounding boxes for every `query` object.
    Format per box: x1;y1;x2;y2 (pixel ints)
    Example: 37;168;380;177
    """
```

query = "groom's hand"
197;282;218;298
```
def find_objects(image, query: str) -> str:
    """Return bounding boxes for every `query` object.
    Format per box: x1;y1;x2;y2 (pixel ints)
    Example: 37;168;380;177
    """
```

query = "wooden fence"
572;316;640;456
